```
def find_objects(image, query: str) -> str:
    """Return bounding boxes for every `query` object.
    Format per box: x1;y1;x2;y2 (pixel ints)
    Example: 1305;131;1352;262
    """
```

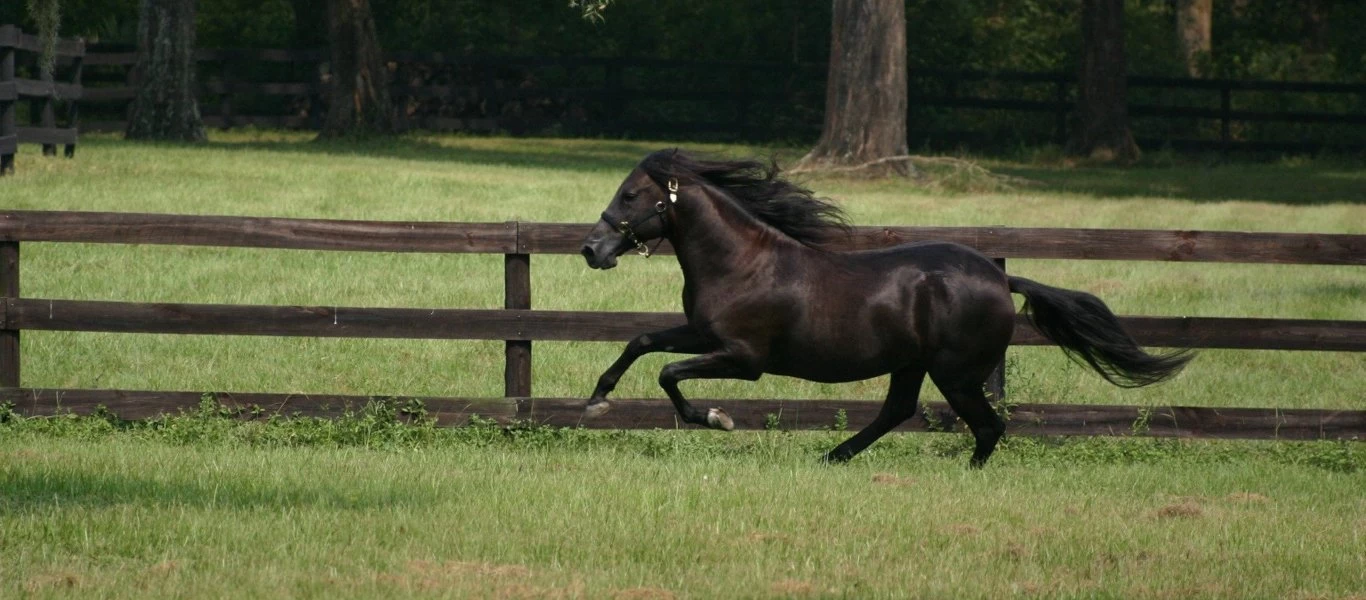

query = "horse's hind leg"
824;368;926;463
931;365;1006;468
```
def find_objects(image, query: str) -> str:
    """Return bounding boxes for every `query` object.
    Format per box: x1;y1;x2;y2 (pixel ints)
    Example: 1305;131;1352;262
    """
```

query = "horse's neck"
669;187;780;284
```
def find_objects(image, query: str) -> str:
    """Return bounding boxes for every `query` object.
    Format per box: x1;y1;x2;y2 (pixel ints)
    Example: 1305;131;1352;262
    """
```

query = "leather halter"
600;178;678;258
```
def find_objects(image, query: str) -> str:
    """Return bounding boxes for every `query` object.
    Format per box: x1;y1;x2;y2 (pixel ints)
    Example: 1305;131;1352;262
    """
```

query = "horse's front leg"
586;325;717;418
658;350;761;431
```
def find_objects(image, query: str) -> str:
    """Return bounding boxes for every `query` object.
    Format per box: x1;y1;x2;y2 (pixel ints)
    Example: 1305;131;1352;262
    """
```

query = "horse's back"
844;240;1003;278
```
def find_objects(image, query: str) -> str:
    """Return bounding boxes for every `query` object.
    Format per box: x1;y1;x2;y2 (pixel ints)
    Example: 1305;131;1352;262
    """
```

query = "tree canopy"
3;0;1362;84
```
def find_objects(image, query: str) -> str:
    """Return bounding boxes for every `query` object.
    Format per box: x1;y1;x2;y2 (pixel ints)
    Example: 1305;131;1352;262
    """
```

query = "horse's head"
581;167;677;270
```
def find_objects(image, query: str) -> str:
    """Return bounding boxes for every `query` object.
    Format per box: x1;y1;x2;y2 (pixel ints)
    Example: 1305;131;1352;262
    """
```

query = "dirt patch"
405;559;532;580
372;560;537;593
770;579;822;596
147;560;181;574
1226;492;1271;503
1154;501;1203;519
496;581;587;600
25;572;81;592
944;523;983;536
612;587;675;600
1147;583;1230;599
1288;593;1366;600
746;531;792;544
871;473;915;487
1087;279;1126;294
999;541;1032;561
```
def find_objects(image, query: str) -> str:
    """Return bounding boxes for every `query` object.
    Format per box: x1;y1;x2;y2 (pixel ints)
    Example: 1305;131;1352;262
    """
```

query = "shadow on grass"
0;469;441;512
221;138;1366;205
92;133;1366;205
994;162;1366;205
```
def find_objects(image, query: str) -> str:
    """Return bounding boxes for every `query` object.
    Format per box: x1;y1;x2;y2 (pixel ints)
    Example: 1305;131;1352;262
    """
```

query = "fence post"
65;52;81;158
309;53;326;131
1220;84;1231;158
1054;75;1068;146
734;66;751;140
39;66;56;156
504;231;532;398
220;54;235;130
1;42;15;175
1;241;18;388
604;62;624;136
985;257;1006;402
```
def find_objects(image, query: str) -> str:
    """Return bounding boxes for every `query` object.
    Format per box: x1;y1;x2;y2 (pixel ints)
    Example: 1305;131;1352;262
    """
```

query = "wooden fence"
76;48;1366;153
1;210;1363;439
0;25;82;176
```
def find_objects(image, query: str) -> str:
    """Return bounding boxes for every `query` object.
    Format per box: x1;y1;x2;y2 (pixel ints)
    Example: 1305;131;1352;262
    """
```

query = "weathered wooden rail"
0;25;82;175
1;210;1363;439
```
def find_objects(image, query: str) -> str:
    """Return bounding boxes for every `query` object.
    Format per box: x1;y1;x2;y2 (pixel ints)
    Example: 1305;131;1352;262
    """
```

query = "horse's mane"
637;149;850;248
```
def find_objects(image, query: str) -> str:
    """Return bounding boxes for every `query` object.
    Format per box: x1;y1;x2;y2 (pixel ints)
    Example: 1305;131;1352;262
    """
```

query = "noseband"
601;178;679;258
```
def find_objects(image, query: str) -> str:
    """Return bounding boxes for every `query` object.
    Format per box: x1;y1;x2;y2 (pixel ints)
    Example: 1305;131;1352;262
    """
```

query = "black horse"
580;150;1191;467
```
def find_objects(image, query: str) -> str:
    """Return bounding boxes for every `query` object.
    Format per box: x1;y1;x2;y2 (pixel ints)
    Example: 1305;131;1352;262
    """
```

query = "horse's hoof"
706;407;734;431
584;400;612;418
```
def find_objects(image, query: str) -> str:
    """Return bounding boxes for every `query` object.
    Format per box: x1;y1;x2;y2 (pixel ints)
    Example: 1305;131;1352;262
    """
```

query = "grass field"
2;132;1364;598
1;408;1362;599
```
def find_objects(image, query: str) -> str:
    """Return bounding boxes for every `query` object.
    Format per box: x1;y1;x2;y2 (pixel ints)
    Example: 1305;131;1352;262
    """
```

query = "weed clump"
0;402;1358;472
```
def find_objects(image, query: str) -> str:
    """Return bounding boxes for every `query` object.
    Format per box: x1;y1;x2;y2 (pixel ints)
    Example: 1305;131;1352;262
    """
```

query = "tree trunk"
1066;0;1139;163
796;0;910;177
125;0;206;142
317;0;396;139
1175;0;1211;77
1302;0;1328;54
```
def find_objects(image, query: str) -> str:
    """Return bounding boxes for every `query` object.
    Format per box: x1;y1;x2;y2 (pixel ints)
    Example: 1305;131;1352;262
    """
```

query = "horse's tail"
1008;276;1193;388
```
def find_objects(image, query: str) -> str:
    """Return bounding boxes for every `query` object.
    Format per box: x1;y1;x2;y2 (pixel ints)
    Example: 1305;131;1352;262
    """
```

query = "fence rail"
0;25;82;175
5;210;1363;264
4;299;1363;352
1;210;1363;440
73;47;1366;152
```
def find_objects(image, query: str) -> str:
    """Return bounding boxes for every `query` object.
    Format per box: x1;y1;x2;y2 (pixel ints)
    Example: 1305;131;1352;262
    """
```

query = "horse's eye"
622;191;638;201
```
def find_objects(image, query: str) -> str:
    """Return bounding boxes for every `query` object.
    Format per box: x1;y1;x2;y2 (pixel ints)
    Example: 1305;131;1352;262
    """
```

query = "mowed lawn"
1;133;1363;598
1;420;1363;599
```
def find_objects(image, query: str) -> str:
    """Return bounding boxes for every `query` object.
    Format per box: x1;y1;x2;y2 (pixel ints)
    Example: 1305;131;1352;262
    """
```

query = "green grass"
3;131;1362;408
2;135;1364;598
1;409;1363;599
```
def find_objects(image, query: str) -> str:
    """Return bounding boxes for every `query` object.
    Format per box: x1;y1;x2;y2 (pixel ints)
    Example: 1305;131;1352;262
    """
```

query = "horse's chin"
594;256;619;270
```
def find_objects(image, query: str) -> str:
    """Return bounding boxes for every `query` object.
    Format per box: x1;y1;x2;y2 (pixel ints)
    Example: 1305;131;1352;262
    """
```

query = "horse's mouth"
593;256;619;270
581;245;620;270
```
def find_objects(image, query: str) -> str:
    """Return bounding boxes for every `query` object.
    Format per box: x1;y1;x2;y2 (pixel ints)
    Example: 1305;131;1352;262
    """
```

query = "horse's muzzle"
581;243;619;270
581;220;627;270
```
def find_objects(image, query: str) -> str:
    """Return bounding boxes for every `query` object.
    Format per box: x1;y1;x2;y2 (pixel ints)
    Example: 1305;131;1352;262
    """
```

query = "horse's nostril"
580;245;596;264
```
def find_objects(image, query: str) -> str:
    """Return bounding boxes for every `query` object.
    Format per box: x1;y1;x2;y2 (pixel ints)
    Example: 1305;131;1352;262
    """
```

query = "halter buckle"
667;178;679;203
617;221;652;257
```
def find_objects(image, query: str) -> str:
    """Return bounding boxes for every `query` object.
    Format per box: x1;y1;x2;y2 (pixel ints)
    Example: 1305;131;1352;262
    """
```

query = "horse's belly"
761;340;912;383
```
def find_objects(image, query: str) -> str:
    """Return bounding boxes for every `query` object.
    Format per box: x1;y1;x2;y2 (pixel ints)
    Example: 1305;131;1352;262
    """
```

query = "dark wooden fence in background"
0;25;82;176
1;210;1363;439
76;48;1366;153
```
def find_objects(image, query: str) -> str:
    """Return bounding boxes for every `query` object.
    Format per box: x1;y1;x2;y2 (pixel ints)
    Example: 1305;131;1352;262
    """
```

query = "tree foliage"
7;0;1362;84
25;0;61;75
